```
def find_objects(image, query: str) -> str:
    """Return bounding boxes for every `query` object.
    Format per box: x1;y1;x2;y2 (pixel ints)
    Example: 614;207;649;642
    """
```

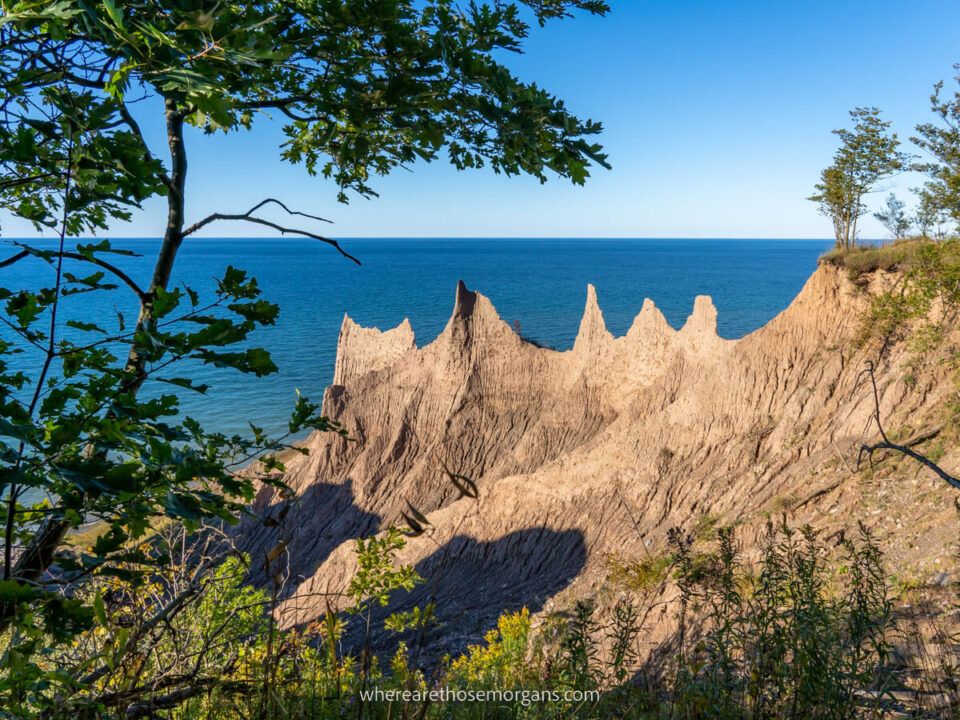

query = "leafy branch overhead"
0;2;609;715
1;0;610;231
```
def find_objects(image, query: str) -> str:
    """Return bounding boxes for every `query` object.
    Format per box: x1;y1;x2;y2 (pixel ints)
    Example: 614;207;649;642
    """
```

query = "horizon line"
2;235;840;242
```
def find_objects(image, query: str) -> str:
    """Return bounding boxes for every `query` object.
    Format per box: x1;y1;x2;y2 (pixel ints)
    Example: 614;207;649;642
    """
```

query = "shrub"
607;553;673;593
669;521;894;720
446;609;533;688
10;517;950;719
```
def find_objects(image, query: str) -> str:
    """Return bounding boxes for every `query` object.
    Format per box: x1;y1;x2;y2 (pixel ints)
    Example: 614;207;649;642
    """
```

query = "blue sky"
6;0;960;239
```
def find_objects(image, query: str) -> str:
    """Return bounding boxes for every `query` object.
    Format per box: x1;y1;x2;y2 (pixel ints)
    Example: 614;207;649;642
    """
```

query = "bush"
11;517;957;719
668;522;894;720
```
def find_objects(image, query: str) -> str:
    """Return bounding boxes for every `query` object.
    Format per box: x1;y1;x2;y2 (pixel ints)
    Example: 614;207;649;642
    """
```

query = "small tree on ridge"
874;193;911;239
809;107;909;249
913;64;960;233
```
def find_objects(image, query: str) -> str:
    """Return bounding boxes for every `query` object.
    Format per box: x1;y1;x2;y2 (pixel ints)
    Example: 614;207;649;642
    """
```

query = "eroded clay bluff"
234;261;960;656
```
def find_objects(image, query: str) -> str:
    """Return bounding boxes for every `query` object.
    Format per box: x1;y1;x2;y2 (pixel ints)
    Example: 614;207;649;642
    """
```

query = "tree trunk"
2;99;189;617
124;99;188;386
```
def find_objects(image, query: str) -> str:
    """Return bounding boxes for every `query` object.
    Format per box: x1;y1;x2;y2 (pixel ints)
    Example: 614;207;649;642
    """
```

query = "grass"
820;238;934;281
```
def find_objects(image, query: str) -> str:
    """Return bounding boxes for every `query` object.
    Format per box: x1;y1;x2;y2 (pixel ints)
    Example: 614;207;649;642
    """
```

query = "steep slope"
236;263;959;656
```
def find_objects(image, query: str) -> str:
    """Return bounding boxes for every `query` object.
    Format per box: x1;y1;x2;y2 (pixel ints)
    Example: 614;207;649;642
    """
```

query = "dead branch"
856;361;960;491
182;198;359;265
119;679;251;719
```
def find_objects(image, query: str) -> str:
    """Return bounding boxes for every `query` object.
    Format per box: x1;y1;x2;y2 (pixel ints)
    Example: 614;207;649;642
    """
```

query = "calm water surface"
3;238;832;438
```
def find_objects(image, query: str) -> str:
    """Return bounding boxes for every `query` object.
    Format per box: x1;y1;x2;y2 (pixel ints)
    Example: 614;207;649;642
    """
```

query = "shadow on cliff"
236;478;382;598
343;527;587;665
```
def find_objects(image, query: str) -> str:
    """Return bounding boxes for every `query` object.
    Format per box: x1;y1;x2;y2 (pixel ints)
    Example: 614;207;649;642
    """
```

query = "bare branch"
856;361;960;490
858;440;960;491
182;200;359;265
243;197;333;224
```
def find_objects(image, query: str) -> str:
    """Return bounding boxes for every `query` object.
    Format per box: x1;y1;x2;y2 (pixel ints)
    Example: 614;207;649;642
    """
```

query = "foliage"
669;522;894;720
809;108;910;250
914;185;953;239
833;238;960;350
348;528;423;613
821;236;952;278
913;64;960;230
0;522;423;718
607;552;673;594
447;608;532;688
347;526;424;686
0;0;610;228
5;515;950;719
0;1;610;714
0;240;342;716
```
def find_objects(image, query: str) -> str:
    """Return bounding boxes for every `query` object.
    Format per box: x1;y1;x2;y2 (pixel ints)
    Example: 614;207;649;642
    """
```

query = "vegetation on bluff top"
820;238;942;278
811;65;960;250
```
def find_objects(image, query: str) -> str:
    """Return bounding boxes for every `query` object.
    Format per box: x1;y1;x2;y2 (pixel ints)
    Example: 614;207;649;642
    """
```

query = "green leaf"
228;299;279;325
66;320;107;333
92;593;108;627
0;579;35;603
6;292;43;328
156;376;209;394
152;286;181;318
76;240;138;258
195;347;278;377
42;595;94;642
101;0;125;29
164;491;204;521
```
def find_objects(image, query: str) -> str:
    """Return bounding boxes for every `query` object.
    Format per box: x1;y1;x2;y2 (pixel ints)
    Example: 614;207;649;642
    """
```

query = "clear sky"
5;0;960;239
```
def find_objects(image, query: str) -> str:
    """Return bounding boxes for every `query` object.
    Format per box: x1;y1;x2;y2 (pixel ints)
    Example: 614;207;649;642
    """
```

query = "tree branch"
234;95;324;121
0;248;147;301
0;173;58;191
182;199;359;265
856;361;960;490
0;249;30;268
242;197;333;225
116;101;175;194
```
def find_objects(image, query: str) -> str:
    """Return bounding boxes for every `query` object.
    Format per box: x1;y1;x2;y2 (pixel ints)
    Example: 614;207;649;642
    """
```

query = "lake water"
2;238;832;439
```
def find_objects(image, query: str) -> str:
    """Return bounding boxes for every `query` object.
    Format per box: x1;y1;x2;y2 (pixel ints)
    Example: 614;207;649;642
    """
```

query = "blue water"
2;238;831;439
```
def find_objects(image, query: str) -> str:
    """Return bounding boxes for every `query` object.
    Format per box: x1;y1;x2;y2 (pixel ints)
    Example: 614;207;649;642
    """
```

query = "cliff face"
237;264;958;655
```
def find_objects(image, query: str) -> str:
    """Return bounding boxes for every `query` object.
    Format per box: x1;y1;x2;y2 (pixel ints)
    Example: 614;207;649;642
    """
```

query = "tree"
914;185;949;239
913;65;960;231
873;193;910;239
809;107;909;249
810;164;860;250
0;0;609;711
